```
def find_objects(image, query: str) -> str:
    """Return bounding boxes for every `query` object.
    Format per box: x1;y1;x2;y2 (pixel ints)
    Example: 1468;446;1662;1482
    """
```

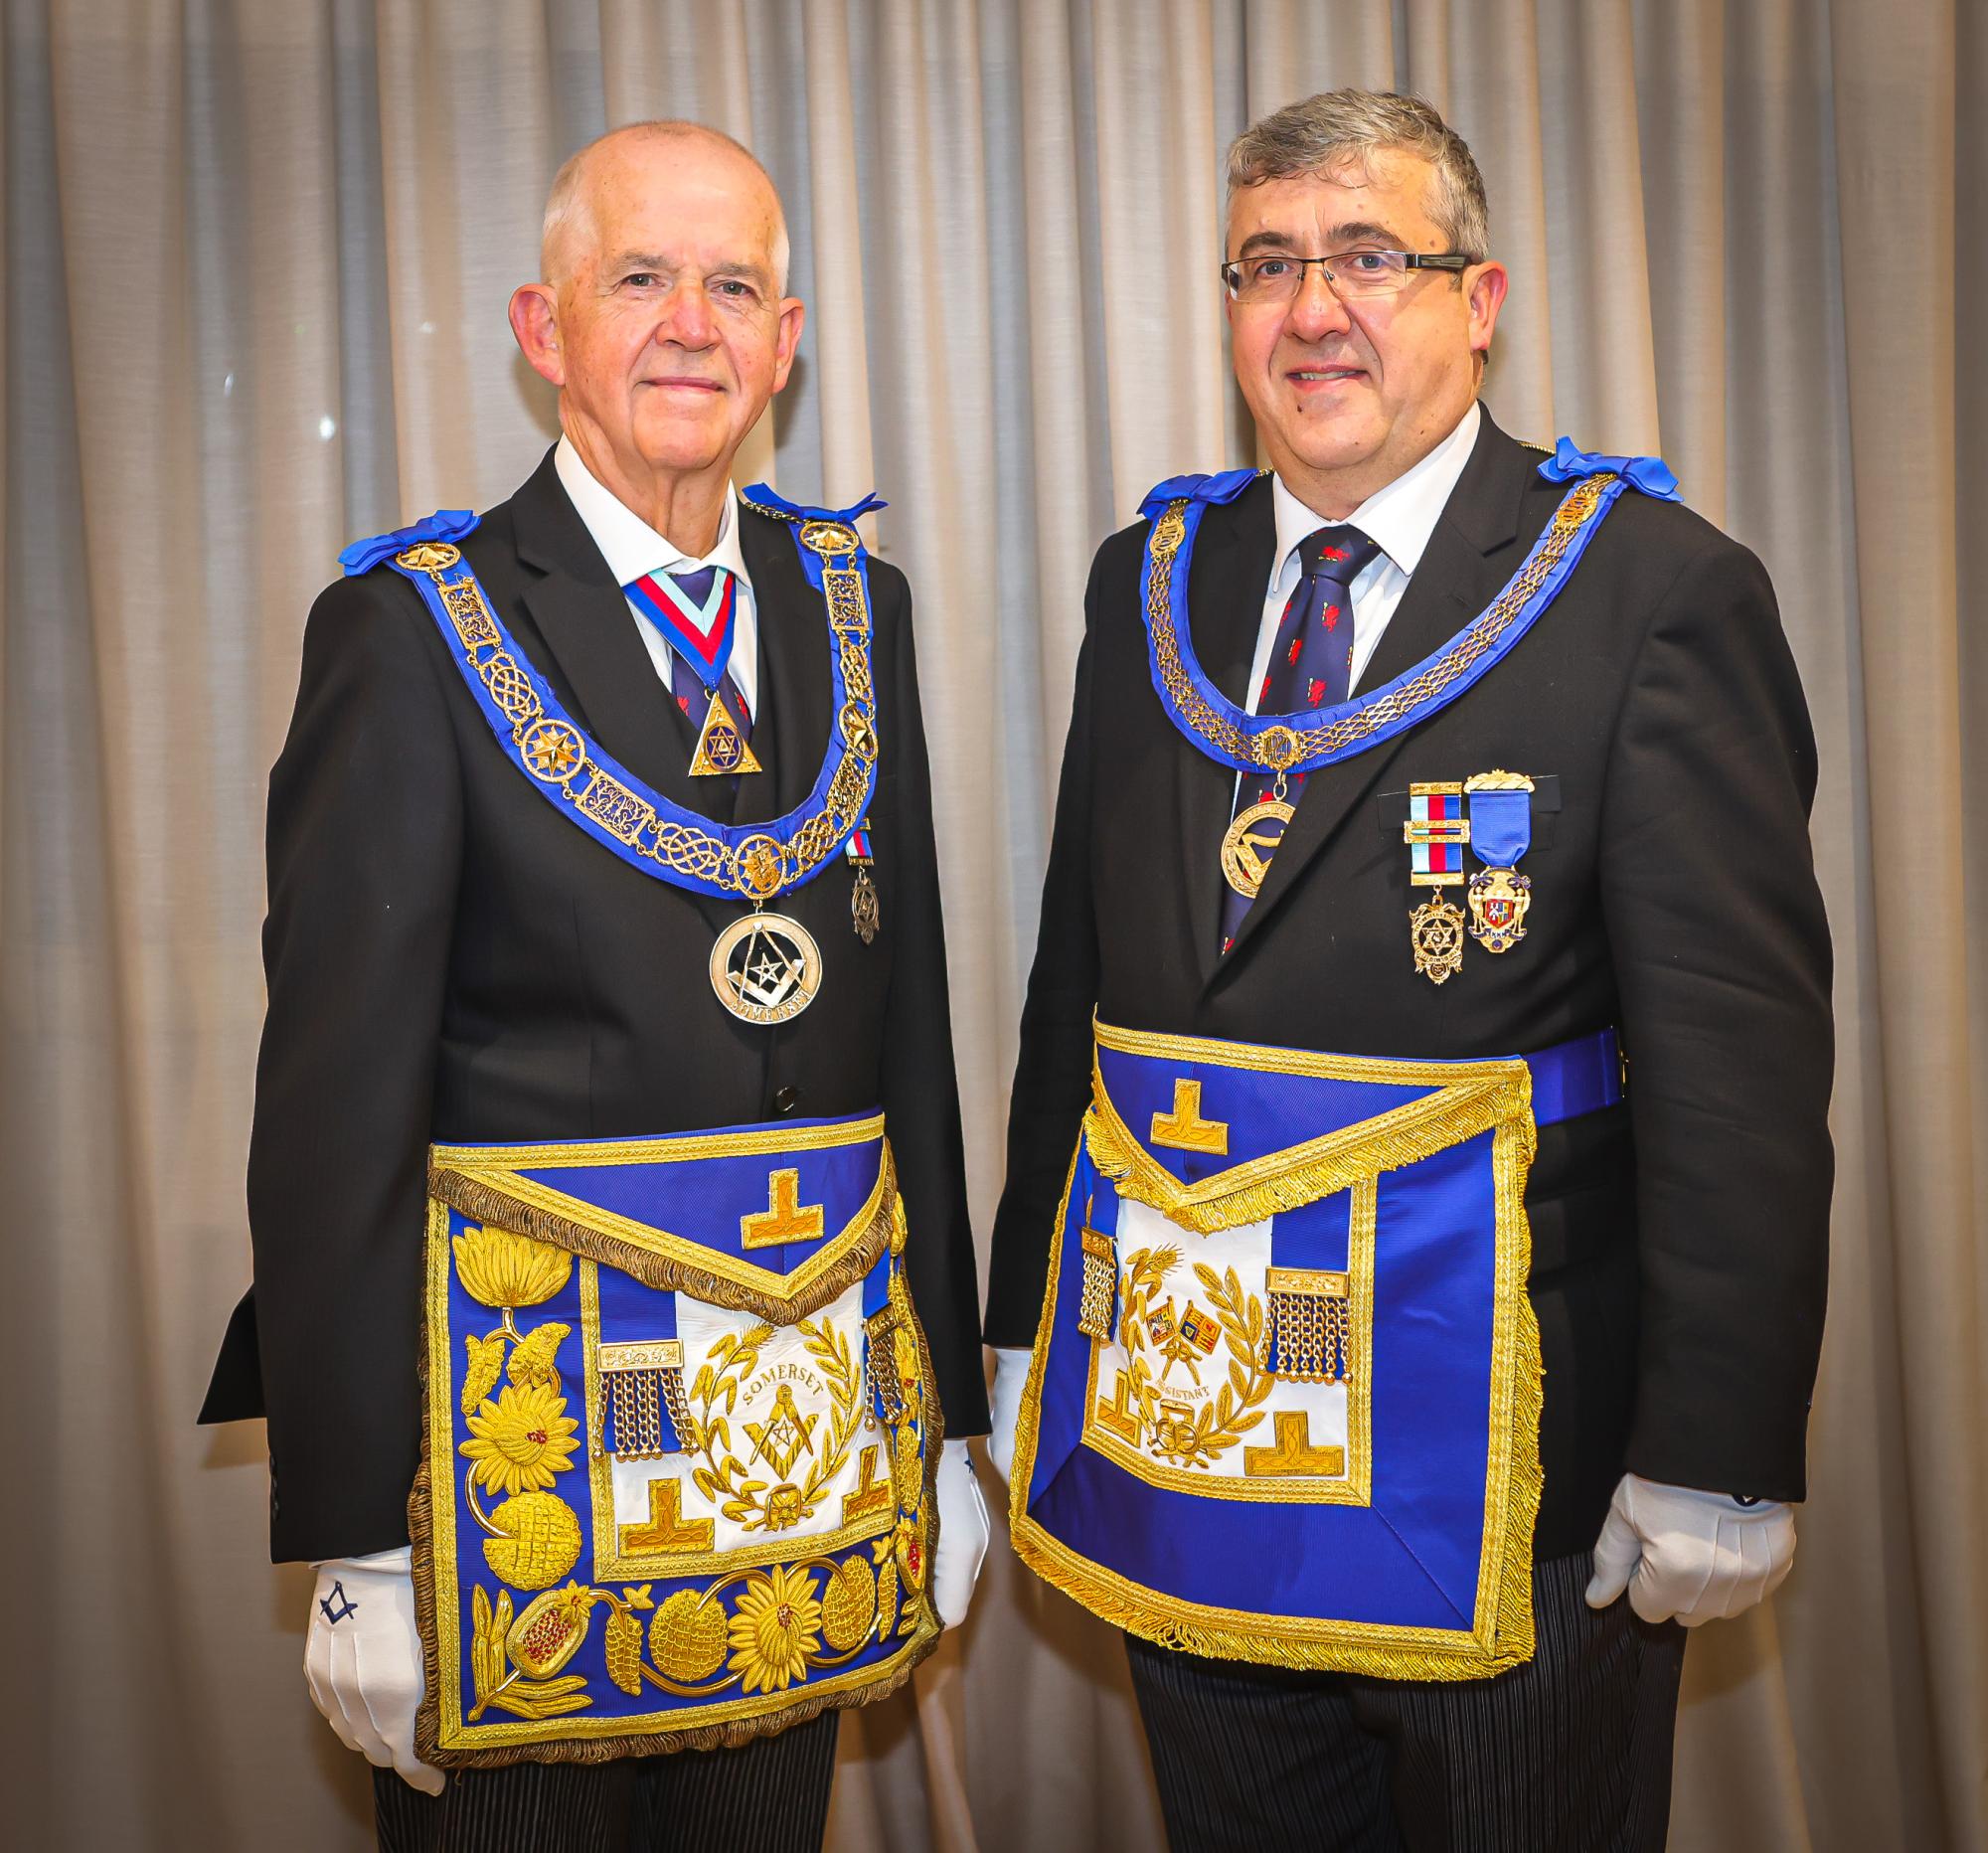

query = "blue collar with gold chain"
339;485;887;1023
1136;438;1680;781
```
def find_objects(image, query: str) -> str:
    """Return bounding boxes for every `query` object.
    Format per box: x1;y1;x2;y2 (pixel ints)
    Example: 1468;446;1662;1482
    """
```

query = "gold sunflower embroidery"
726;1564;822;1695
460;1382;580;1495
453;1225;573;1310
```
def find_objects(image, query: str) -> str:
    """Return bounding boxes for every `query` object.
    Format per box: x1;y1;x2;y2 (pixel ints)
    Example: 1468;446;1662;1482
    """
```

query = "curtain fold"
4;2;1980;1846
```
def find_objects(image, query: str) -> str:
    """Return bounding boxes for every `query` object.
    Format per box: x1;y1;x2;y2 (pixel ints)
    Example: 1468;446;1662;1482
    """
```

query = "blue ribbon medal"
1463;770;1535;953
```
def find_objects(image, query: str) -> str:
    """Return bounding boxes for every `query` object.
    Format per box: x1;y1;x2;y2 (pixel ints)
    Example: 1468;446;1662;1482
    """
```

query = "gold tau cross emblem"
1243;1410;1346;1478
745;1382;818;1478
1220;797;1295;898
689;688;762;777
741;1168;826;1249
618;1476;716;1556
841;1442;896;1524
1149;1079;1230;1155
1094;1370;1142;1442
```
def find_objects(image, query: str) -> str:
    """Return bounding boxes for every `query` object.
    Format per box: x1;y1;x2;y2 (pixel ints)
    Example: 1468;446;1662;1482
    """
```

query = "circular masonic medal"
710;912;824;1024
1220;798;1295;898
799;520;860;558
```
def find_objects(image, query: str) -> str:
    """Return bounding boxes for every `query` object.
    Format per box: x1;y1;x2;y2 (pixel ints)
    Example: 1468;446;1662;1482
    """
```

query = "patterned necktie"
1219;524;1383;951
627;564;754;774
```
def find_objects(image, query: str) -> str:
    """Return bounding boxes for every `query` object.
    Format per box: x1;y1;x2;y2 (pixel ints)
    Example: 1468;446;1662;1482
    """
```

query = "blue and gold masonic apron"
416;1116;939;1764
1010;440;1674;1679
334;493;944;1763
1010;1021;1619;1678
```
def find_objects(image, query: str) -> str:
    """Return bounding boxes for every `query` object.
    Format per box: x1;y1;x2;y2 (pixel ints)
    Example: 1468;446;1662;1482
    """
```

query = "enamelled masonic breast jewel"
1404;782;1469;983
1463;770;1536;953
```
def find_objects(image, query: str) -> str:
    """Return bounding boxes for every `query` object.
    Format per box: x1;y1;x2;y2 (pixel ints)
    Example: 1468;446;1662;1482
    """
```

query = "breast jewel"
346;487;885;1025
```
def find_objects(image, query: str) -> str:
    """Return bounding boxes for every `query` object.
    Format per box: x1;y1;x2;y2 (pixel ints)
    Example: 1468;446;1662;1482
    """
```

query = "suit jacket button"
773;1085;800;1115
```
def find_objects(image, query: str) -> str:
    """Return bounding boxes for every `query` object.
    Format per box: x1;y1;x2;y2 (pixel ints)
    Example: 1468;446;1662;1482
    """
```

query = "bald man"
202;122;990;1852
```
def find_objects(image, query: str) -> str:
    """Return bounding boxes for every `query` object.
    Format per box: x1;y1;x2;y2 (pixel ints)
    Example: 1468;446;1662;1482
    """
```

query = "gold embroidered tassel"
599;1341;691;1457
1263;1269;1351;1383
1077;1223;1118;1342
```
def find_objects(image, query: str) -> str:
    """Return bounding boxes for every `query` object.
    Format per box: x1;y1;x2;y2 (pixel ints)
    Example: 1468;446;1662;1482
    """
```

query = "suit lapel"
1174;480;1276;987
1215;412;1536;975
733;508;831;829
507;450;726;926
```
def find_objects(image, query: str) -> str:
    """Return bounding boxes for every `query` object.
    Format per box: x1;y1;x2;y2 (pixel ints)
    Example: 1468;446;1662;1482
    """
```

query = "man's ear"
769;297;806;396
511;284;565;388
1465;260;1509;359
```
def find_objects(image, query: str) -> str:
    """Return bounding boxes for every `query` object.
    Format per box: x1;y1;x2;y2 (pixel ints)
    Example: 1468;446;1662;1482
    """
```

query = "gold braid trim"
426;1144;895;1325
411;1193;950;1766
1083;1057;1533;1237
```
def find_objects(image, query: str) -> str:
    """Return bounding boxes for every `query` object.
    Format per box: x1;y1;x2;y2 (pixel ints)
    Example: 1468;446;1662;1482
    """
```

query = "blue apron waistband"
1526;1028;1622;1126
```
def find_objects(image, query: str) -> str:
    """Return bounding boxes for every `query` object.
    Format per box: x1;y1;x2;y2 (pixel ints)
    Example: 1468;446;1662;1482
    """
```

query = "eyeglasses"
1221;249;1474;304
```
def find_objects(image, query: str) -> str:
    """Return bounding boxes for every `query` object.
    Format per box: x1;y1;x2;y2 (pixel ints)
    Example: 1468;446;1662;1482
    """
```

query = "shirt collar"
1269;399;1482;587
554;433;753;594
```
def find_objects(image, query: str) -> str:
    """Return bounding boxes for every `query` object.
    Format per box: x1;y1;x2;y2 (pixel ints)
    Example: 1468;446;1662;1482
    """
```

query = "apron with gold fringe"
412;1110;940;1766
1009;1020;1619;1680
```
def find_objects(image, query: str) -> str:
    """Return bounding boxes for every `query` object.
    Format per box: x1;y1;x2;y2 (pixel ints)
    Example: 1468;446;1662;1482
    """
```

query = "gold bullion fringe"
411;1194;950;1769
1080;1073;1531;1237
426;1144;897;1325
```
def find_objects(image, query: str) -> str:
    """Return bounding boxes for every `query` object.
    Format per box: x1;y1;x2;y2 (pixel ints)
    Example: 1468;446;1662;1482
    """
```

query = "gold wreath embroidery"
687;1318;862;1533
1115;1247;1274;1470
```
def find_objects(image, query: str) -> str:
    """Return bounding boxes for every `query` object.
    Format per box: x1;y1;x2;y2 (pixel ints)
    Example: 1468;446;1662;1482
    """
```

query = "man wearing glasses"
986;90;1830;1848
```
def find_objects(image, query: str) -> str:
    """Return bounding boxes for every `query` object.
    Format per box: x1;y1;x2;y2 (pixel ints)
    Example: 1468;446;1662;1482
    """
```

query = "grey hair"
1226;89;1489;263
540;120;791;291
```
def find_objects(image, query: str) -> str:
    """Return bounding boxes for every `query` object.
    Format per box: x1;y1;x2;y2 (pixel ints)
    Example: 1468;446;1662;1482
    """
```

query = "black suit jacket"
205;450;989;1564
984;412;1832;1556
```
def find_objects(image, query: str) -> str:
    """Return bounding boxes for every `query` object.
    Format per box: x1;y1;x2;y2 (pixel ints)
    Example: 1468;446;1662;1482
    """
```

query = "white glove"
986;1346;1032;1484
304;1547;444;1795
1583;1472;1795;1626
930;1436;989;1628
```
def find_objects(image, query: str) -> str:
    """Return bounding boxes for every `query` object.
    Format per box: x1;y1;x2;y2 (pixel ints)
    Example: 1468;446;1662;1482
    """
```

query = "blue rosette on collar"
1537;438;1680;502
741;483;889;525
1136;468;1261;521
339;509;481;576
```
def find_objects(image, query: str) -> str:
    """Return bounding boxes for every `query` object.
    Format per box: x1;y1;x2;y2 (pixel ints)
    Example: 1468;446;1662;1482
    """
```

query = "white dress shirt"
1246;399;1482;711
554;434;759;716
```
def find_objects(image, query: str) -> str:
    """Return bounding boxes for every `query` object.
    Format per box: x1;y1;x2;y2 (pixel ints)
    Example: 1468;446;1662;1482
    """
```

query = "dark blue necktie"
1220;525;1382;951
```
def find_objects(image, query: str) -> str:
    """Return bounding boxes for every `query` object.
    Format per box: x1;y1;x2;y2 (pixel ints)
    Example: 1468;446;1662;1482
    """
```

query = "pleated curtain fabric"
3;2;1984;1849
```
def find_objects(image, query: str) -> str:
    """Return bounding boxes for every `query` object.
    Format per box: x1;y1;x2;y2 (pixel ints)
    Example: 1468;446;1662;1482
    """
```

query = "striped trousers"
1123;1553;1686;1853
371;1708;839;1853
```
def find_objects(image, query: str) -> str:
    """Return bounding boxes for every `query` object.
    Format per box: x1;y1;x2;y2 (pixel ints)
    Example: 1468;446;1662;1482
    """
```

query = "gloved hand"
304;1547;444;1795
930;1436;990;1627
1584;1472;1795;1626
986;1346;1032;1484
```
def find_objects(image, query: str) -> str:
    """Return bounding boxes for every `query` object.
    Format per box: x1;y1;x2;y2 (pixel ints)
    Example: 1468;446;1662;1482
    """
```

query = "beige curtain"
4;1;1981;1846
